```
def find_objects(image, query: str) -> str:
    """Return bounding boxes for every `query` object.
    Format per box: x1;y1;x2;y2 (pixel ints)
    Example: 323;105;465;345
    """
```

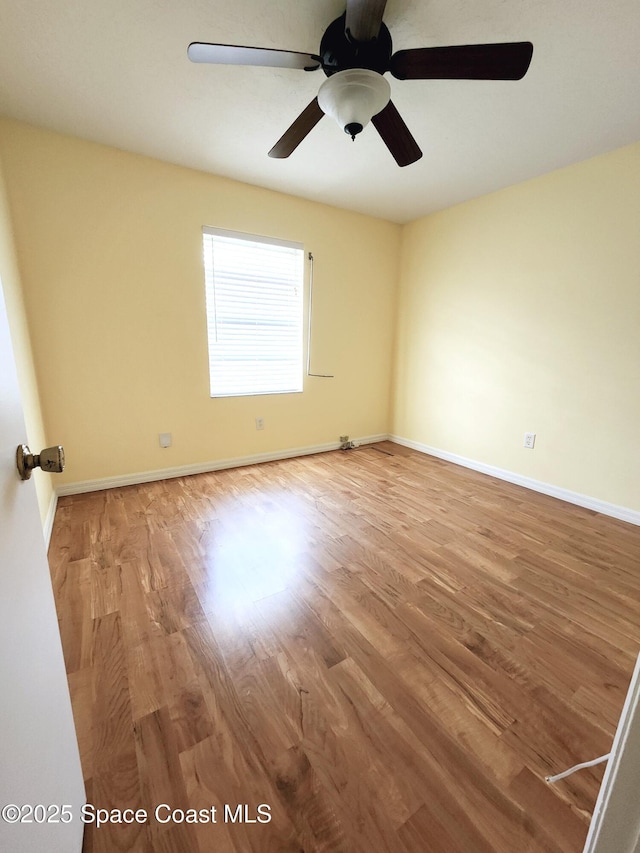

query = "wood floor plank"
92;610;135;770
48;443;640;852
180;734;304;852
134;706;199;851
508;767;589;853
398;800;496;853
54;557;94;673
68;666;94;781
90;610;147;852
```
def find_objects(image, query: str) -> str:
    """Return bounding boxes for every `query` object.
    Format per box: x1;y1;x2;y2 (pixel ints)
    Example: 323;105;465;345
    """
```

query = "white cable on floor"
545;753;611;784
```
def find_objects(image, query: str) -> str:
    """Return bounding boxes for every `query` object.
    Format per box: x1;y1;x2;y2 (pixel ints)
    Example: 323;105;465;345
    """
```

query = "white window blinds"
203;227;304;397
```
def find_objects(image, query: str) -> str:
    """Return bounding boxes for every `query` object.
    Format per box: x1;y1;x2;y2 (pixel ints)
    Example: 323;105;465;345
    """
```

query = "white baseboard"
43;490;58;549
55;434;389;497
54;431;640;528
389;435;640;527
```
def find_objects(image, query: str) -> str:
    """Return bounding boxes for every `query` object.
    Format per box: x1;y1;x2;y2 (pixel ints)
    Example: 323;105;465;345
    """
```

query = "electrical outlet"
523;432;536;449
255;417;264;431
159;432;172;448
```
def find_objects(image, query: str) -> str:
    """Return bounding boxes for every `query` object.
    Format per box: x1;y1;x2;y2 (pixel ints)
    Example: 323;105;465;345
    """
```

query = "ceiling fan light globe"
318;68;390;137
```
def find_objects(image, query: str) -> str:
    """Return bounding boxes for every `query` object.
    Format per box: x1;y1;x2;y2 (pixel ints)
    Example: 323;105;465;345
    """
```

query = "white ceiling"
0;0;639;223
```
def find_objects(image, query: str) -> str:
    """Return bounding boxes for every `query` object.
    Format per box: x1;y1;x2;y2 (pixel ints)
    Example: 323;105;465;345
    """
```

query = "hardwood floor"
48;442;640;852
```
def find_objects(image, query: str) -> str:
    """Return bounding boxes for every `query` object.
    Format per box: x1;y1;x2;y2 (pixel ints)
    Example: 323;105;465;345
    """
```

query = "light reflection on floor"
194;487;313;613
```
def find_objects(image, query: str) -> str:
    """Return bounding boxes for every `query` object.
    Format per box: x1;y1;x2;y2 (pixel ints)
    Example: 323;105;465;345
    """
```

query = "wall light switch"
159;432;172;448
523;432;536;449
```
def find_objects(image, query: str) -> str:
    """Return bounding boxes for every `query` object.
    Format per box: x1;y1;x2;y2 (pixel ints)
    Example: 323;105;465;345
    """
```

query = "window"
202;227;304;397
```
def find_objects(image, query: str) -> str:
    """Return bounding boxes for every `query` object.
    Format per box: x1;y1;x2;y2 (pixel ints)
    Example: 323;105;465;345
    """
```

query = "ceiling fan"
188;0;533;167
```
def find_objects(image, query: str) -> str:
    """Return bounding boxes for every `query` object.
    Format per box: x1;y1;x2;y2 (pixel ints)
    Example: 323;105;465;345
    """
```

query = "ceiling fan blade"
390;41;533;81
268;98;325;159
345;0;388;42
371;101;422;167
188;42;321;71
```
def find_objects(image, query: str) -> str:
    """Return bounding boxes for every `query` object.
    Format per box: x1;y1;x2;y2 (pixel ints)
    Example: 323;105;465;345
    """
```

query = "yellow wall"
392;142;640;511
2;117;639;516
0;152;53;524
0;120;400;485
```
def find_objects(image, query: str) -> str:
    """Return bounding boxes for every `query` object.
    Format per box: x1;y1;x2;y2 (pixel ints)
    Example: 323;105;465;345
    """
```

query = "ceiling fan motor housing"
320;13;392;76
